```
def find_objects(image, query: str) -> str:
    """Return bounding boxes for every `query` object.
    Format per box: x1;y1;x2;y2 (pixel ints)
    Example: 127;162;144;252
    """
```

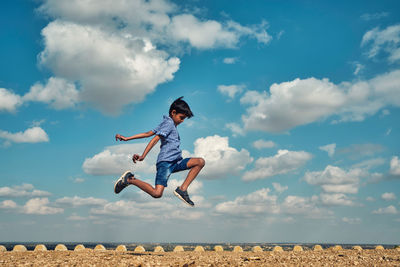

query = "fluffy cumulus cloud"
242;150;312;181
214;187;332;219
83;143;159;176
0;200;17;209
381;192;396;201
39;21;179;115
372;205;398;215
319;193;357;206
187;135;252;179
390;156;400;176
23;77;79;110
23;198;63;215
35;0;271;114
0;184;51;198
361;24;400;63
281;195;332;219
218;84;245;99
303;165;363;194
0;88;22;113
215;188;279;217
0;127;49;145
239;69;400;133
91;198;204;221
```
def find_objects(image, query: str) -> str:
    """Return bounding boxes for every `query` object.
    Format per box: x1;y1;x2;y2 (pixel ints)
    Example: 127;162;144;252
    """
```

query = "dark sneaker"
174;187;194;207
114;171;134;194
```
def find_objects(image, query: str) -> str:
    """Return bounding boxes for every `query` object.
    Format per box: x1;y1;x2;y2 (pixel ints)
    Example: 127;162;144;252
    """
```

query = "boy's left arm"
132;135;160;163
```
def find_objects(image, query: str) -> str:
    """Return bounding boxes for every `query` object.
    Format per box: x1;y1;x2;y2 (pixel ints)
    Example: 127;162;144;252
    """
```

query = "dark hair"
169;96;193;118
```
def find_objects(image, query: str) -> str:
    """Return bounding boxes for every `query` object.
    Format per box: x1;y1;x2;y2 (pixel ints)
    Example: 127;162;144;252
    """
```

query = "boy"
113;97;205;207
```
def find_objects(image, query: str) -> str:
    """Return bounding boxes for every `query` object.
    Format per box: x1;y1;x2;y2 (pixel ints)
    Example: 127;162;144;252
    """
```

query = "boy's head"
169;96;193;118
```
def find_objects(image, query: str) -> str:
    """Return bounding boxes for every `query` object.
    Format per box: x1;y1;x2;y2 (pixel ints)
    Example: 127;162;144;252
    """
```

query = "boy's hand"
115;134;126;141
132;154;144;163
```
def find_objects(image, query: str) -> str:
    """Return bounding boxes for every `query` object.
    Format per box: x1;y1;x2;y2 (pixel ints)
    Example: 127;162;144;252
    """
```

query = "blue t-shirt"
152;115;182;163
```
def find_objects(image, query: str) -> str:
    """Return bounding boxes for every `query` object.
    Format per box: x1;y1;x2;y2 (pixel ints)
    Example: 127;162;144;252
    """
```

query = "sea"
1;242;398;252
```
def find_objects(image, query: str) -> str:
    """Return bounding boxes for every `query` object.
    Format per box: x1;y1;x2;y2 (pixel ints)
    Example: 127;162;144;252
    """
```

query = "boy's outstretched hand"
115;134;126;141
132;154;144;163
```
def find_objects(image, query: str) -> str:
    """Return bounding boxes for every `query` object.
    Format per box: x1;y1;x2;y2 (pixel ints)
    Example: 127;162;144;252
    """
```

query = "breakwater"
1;242;399;252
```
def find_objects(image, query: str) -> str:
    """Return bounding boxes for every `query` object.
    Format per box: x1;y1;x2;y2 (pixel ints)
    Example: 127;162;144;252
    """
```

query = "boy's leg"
127;176;165;198
179;157;205;191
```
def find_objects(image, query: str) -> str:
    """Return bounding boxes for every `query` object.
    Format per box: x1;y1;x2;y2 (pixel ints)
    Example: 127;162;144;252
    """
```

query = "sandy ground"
1;250;400;266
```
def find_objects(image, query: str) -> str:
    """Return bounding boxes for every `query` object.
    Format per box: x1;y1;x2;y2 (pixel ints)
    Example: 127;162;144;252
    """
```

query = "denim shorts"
155;158;191;187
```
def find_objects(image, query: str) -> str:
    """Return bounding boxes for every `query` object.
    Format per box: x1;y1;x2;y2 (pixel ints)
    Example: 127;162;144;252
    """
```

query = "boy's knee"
152;192;163;198
198;157;205;167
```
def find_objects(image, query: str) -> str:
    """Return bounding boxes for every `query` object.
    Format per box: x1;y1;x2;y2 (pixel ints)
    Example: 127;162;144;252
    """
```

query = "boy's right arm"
115;131;155;141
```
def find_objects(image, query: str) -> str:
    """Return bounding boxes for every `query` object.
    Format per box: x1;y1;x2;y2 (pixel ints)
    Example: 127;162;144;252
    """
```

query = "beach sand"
1;249;399;266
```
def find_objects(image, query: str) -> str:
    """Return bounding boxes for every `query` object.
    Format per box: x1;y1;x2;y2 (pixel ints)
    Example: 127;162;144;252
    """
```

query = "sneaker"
174;187;194;207
114;171;134;194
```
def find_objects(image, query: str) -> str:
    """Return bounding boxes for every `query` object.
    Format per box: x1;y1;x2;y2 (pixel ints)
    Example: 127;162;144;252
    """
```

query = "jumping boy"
113;97;205;206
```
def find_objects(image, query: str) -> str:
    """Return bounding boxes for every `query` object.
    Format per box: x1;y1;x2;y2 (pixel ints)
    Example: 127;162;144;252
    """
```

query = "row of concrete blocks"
2;244;399;252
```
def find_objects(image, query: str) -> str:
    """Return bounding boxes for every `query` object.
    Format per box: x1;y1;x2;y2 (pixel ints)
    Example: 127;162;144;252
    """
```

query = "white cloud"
239;69;400;133
281;195;332;218
39;21;180;115
0;88;22;113
381;192;396;201
187;135;252;179
304;165;362;194
23;198;63;215
240;78;345;133
0;127;49;144
353;63;364;75
24;77;79;110
319;143;336;157
390;156;400;176
36;1;271;114
218;84;245;99
366;196;375;202
342;217;361;224
272;182;288;193
252;139;276;149
82;143;159;176
73;178;85;183
225;122;245;137
215;188;279;217
360;12;389;21
319;193;356;206
0;184;51;198
169;14;237;49
90;198;203;220
243;150;312;181
372;205;398;214
361;24;400;62
0;200;17;209
55;196;107;207
223;57;238;64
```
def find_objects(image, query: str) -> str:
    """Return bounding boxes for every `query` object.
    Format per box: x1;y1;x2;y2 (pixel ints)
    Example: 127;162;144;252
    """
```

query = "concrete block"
134;246;145;252
55;244;68;251
233;246;243;252
74;244;85;251
214;245;223;252
115;245;127;252
12;245;27;252
34;244;47;251
173;245;184;252
252;246;263;252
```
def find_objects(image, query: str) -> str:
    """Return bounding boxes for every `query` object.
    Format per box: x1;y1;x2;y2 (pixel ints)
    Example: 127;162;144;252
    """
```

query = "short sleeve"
153;117;173;138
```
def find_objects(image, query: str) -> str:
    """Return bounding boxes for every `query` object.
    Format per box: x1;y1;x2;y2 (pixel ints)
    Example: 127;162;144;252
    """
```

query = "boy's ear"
171;109;177;116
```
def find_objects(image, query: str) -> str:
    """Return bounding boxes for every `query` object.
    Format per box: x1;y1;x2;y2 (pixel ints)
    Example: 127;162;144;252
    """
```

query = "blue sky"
0;0;400;244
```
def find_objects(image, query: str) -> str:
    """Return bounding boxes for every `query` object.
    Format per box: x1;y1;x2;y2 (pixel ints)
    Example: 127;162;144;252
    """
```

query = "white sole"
114;171;131;194
174;190;194;207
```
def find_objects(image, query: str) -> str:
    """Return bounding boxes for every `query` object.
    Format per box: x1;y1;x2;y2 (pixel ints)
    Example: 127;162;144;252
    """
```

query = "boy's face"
171;110;187;125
